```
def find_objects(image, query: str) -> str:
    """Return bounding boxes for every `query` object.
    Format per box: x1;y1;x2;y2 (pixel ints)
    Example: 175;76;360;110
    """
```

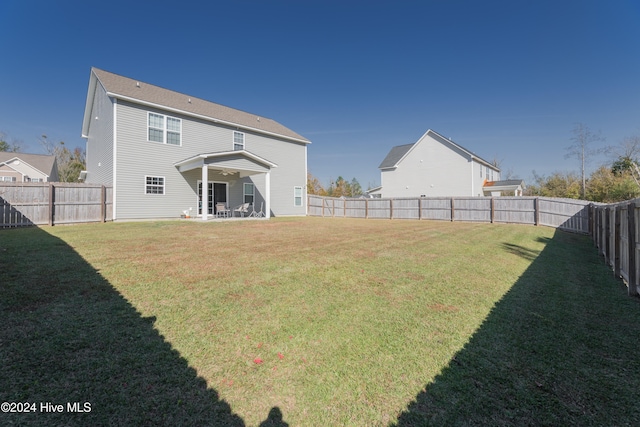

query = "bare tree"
565;123;605;199
39;134;86;182
606;133;640;162
0;131;22;152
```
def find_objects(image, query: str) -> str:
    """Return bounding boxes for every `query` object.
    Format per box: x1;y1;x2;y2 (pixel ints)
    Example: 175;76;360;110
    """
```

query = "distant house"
370;129;500;198
0;152;58;182
482;179;525;196
81;68;310;220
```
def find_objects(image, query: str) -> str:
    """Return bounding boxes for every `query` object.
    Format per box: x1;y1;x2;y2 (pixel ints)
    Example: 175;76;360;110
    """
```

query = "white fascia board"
175;158;205;173
81;72;99;138
106;92;310;145
174;150;278;172
2;158;45;176
483;185;521;192
198;150;277;168
427;129;500;172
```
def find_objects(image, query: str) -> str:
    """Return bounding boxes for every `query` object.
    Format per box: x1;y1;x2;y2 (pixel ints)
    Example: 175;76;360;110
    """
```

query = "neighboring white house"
0;153;58;182
369;129;504;198
482;179;525;196
81;68;310;220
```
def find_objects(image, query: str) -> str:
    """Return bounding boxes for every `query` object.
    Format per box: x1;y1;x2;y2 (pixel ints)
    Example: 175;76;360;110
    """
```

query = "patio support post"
201;165;208;220
265;171;271;219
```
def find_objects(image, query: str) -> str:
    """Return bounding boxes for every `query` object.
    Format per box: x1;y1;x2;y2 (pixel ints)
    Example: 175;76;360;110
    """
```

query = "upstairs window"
145;176;165;195
148;112;181;145
233;131;245;151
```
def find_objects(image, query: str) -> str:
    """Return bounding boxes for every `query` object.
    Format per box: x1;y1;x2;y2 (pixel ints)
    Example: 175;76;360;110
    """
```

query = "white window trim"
147;112;182;146
243;182;255;205
145;175;166;195
294;186;303;207
233;131;245;151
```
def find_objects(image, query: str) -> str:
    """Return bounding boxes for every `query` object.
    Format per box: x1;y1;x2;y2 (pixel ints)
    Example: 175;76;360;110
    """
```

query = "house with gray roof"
81;68;310;220
0;152;58;182
369;129;502;198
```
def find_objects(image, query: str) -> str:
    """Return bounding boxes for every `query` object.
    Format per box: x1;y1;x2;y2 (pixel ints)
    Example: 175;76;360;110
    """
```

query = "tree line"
307;174;364;197
526;124;640;203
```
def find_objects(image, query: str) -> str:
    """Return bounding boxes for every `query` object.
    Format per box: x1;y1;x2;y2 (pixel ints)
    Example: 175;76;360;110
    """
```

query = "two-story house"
81;68;310;220
0;153;58;182
369;129;505;198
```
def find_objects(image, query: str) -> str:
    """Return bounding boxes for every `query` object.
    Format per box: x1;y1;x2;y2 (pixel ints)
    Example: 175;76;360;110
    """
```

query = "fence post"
365;198;369;219
614;206;621;277
604;207;610;265
490;197;495;223
627;202;638;296
418;198;422;220
596;206;602;252
589;203;596;244
450;198;455;222
101;185;106;223
390;199;393;219
534;197;540;226
48;183;55;226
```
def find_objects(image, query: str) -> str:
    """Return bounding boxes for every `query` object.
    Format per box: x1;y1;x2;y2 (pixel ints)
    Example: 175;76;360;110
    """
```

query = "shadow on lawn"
0;227;284;426
393;229;640;426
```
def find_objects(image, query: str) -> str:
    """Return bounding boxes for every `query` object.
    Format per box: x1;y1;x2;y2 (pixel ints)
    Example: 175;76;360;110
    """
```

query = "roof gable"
0;152;57;177
379;129;499;171
83;68;310;144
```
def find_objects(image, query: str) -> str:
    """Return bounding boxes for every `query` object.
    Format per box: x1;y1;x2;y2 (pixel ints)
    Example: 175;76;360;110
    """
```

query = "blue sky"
1;1;639;189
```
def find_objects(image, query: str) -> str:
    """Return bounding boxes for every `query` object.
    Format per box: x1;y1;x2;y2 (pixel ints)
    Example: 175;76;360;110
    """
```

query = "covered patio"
174;150;277;220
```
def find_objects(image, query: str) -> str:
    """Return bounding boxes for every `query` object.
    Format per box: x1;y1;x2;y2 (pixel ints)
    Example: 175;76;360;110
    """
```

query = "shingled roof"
83;68;310;144
379;143;414;169
0;152;57;178
378;129;498;170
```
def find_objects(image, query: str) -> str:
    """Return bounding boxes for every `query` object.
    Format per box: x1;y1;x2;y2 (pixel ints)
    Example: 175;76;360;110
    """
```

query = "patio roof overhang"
174;150;278;177
175;150;277;220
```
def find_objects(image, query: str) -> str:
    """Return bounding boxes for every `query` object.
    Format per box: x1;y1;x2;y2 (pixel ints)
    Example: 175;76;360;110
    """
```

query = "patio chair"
249;202;265;218
215;203;230;218
233;203;250;217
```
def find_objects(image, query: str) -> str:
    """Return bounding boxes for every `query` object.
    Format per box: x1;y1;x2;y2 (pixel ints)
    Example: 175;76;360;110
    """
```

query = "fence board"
308;195;593;234
0;183;112;227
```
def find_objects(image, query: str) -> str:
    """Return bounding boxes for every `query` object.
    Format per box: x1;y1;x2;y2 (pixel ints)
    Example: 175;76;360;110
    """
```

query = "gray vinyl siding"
114;102;193;219
246;134;307;216
111;100;306;219
84;83;114;186
381;134;473;198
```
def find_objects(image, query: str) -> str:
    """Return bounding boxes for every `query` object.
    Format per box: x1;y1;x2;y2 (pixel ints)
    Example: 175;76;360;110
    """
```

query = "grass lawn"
1;217;640;426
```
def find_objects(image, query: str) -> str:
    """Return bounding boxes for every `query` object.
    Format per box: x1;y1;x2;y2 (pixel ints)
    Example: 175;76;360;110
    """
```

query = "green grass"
1;217;639;426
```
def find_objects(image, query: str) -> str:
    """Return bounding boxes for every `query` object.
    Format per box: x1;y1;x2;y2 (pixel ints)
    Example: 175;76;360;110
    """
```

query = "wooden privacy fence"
308;195;592;234
0;182;113;227
592;199;640;297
